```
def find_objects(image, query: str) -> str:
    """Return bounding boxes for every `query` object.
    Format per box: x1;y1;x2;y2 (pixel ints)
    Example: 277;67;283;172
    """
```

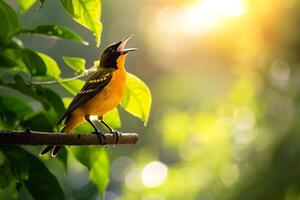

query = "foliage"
1;146;65;200
21;25;88;45
0;0;151;199
121;73;152;126
62;56;86;74
69;147;110;199
60;0;102;46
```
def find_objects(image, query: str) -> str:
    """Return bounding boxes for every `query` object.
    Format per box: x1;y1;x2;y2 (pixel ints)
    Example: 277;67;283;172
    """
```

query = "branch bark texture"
0;130;139;146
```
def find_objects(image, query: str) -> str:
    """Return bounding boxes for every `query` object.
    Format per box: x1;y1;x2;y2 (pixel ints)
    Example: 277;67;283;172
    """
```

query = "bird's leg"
85;115;106;144
98;116;119;145
85;115;100;133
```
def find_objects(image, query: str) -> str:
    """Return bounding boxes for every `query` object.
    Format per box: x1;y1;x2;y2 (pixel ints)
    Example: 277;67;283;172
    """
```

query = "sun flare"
156;0;247;34
184;0;246;33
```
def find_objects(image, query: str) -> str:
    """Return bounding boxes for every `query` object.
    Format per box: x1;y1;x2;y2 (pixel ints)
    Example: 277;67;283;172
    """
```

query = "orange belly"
73;68;126;117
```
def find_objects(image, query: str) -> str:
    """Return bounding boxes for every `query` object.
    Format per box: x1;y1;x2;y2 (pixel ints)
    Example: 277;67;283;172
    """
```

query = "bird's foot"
99;119;120;145
92;130;106;144
110;129;120;146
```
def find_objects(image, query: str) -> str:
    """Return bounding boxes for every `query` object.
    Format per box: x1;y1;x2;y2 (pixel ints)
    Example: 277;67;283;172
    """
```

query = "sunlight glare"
182;0;246;33
201;0;246;17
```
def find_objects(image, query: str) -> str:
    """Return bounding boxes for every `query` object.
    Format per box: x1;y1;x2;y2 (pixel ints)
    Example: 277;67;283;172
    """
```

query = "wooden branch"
0;130;139;146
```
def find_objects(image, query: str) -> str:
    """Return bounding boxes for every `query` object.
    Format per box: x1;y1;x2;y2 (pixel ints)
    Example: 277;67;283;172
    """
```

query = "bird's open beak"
117;34;138;54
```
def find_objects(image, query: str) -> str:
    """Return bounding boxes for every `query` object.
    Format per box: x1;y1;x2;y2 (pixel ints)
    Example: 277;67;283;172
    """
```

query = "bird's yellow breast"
73;55;127;117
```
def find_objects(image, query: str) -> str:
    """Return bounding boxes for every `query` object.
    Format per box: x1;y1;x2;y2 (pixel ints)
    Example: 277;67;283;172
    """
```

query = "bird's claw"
92;130;106;144
110;130;120;145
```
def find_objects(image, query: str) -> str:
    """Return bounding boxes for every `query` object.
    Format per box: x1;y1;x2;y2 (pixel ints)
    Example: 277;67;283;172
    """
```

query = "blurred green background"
3;0;300;199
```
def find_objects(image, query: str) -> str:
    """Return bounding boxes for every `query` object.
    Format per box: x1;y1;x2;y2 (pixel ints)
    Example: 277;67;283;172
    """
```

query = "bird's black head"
100;35;137;69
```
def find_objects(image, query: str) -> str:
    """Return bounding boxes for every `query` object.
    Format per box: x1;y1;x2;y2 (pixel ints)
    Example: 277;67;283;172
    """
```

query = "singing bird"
40;35;137;157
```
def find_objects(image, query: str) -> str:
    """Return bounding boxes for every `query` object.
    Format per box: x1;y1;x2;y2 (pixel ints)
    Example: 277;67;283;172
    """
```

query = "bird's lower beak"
117;34;138;54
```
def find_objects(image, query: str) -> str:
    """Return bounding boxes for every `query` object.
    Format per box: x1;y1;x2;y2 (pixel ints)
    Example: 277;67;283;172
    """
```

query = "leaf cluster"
0;0;151;199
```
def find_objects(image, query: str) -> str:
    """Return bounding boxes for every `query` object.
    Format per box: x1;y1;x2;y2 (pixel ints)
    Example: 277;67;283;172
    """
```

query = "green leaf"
20;25;88;45
37;52;61;79
1;147;29;181
69;146;96;169
0;146;65;200
59;0;102;46
69;147;110;196
0;158;19;198
63;56;86;73
57;147;68;171
21;49;47;76
62;97;72;108
16;0;37;13
25;152;65;200
103;108;121;129
0;82;48;111
13;74;25;83
61;79;84;95
34;86;66;117
21;113;54;131
20;49;61;79
39;0;45;9
32;86;63;126
0;94;34;119
0;87;36;127
93;60;100;68
121;73;152;126
0;53;19;68
0;47;26;69
89;149;109;197
0;1;20;43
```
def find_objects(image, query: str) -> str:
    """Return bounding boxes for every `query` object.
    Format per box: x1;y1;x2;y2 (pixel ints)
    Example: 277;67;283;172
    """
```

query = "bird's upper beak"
117;34;138;54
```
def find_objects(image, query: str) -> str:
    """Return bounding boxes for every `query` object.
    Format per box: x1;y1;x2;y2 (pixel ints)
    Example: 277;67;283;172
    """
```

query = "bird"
40;35;137;157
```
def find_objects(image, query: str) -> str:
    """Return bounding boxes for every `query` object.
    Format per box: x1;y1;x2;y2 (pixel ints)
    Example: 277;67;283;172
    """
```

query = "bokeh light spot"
233;107;255;131
111;156;135;182
141;161;168;188
142;194;166;200
125;168;143;190
219;163;240;186
270;59;290;86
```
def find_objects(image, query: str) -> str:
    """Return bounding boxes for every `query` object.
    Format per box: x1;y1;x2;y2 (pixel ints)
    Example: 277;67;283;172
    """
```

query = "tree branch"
30;67;97;85
0;130;139;145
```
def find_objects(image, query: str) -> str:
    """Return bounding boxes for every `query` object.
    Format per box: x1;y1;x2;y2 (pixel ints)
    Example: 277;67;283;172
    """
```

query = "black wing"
57;68;114;125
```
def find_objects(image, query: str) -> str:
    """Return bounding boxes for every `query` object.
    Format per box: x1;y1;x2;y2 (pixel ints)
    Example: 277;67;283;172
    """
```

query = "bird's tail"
39;117;78;157
40;115;85;157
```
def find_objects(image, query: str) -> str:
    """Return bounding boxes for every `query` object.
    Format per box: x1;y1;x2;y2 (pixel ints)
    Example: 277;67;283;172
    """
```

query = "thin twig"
0;130;139;145
30;67;97;85
31;73;86;85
